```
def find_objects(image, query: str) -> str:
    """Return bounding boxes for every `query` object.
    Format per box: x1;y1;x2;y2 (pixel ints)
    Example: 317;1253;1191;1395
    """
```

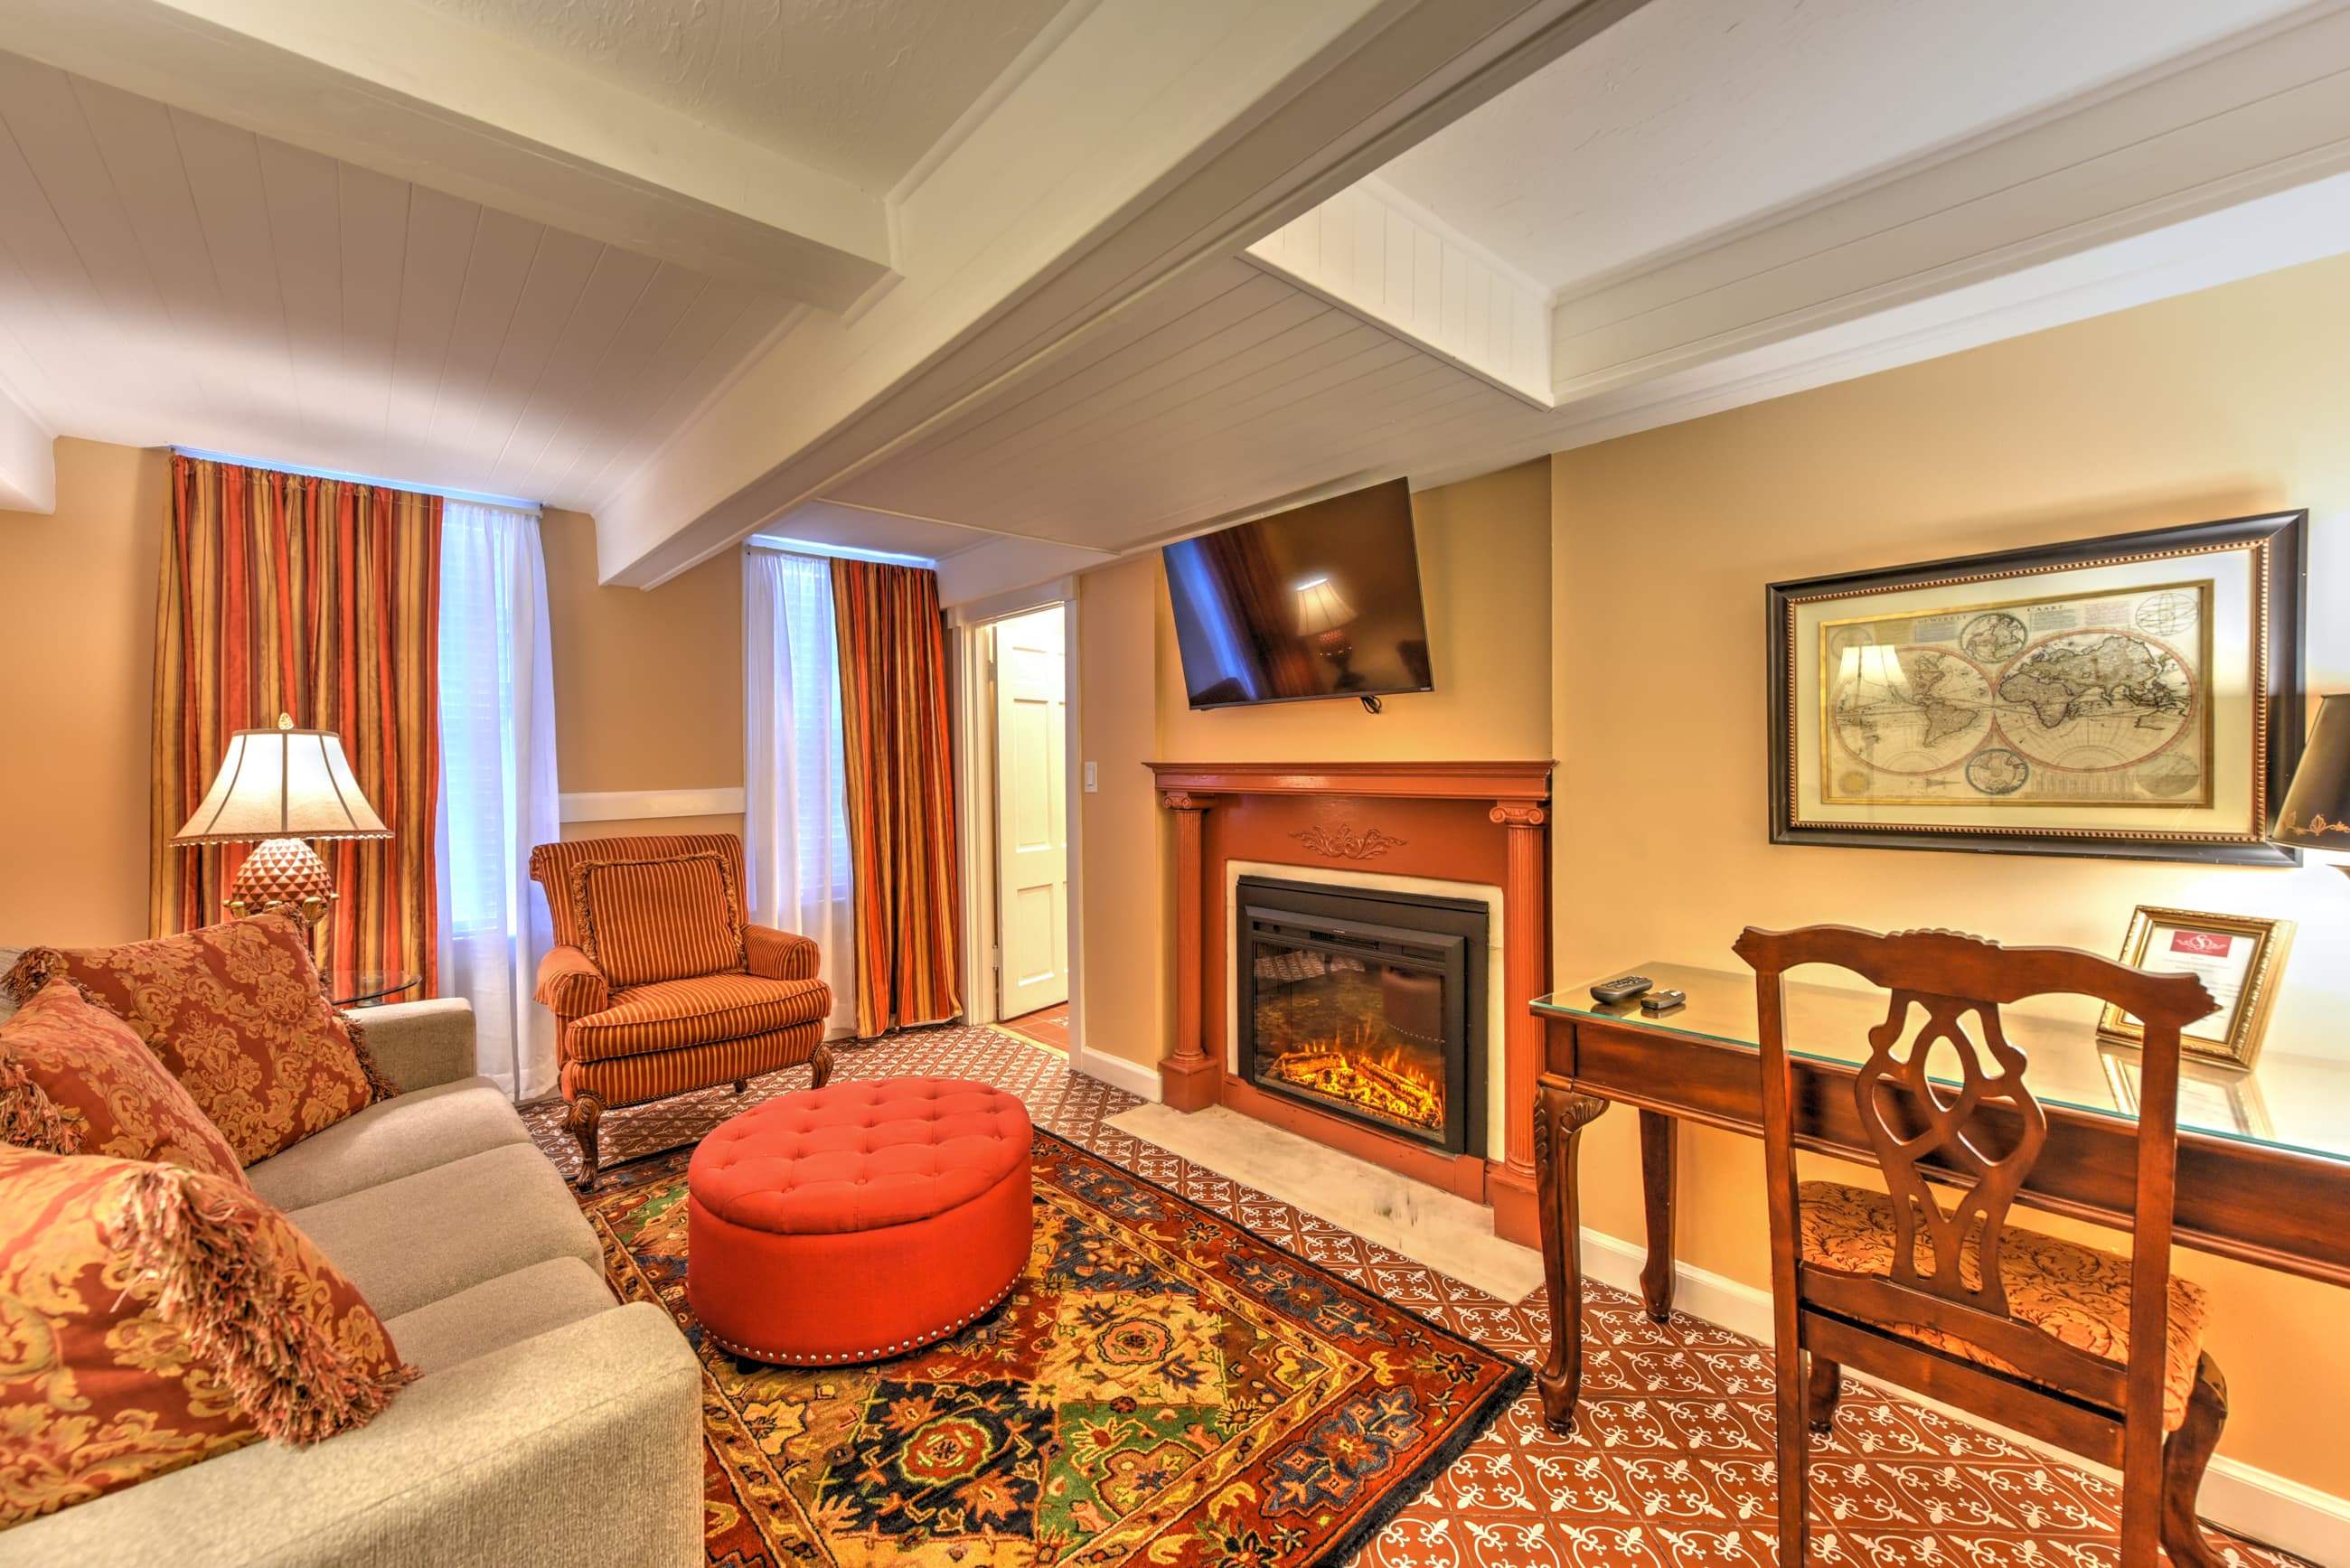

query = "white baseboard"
1575;1228;2350;1565
1067;1045;1161;1103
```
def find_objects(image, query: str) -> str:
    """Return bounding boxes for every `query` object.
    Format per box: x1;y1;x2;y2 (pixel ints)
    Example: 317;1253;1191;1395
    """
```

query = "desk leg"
1638;1109;1677;1322
1534;1084;1611;1433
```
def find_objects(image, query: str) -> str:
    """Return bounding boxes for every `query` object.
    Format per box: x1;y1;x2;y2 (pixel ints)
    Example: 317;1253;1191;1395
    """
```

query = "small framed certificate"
2097;906;2294;1068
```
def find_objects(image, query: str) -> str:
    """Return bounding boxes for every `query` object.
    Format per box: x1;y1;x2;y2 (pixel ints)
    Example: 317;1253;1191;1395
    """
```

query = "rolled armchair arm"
535;944;610;1019
746;925;822;983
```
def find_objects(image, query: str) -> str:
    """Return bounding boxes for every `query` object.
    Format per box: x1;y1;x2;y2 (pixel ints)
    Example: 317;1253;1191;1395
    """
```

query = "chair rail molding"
558;788;747;824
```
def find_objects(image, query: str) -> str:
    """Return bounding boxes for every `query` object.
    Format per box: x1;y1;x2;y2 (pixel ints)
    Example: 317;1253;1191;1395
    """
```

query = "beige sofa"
0;996;706;1565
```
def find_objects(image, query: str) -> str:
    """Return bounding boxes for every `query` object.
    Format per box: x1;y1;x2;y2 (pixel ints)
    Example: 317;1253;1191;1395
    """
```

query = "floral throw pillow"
0;1144;414;1526
0;979;247;1185
3;914;398;1166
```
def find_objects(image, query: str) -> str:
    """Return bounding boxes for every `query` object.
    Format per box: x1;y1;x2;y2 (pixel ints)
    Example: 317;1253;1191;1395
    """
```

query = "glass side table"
326;970;422;1009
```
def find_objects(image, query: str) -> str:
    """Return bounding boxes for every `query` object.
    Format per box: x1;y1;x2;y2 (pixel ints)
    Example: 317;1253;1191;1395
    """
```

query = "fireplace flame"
1264;1025;1444;1132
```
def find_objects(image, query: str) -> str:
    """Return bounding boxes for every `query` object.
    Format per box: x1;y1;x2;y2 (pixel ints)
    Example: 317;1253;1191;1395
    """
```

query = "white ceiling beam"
1245;174;1555;407
0;0;893;309
0;379;55;514
590;0;1651;587
1546;2;2350;405
936;537;1117;607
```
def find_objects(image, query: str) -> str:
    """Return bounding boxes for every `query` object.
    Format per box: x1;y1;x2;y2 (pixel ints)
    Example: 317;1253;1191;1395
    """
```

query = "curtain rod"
169;446;542;513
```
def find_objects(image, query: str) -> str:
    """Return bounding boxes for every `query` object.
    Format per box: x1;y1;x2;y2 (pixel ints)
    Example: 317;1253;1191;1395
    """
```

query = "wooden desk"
1529;962;2350;1430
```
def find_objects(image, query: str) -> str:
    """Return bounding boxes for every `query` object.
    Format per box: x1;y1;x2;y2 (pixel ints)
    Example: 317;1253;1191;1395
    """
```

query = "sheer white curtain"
744;549;858;1038
436;501;561;1100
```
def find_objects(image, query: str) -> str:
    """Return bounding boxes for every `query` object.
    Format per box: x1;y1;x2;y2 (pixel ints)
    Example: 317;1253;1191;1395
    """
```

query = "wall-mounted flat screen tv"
1162;478;1433;709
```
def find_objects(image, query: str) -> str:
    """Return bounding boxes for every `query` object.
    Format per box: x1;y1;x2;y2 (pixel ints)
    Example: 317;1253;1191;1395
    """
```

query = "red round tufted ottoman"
685;1076;1032;1365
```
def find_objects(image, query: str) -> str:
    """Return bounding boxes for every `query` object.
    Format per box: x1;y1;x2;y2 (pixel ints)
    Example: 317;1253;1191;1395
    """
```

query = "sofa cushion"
0;978;246;1183
381;1257;616;1376
245;1076;531;1212
0;1145;413;1528
4;914;392;1165
568;972;832;1062
287;1142;601;1319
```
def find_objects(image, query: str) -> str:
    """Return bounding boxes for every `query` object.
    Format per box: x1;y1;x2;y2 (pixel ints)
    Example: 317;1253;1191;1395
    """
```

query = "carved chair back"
1733;925;2216;1414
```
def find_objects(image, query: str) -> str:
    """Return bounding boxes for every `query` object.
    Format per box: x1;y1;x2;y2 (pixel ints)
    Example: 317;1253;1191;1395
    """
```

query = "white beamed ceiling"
0;54;796;510
6;0;2350;604
829;0;2350;581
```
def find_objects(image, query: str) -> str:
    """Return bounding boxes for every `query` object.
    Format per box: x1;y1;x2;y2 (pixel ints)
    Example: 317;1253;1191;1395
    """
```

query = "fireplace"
1237;876;1487;1158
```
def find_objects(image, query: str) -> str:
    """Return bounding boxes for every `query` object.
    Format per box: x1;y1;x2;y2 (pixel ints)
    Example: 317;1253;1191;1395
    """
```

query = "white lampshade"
1294;576;1358;636
173;719;389;844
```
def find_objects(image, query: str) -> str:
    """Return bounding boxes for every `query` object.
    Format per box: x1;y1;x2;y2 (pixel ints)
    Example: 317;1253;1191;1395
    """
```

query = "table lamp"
173;715;390;925
2272;693;2350;870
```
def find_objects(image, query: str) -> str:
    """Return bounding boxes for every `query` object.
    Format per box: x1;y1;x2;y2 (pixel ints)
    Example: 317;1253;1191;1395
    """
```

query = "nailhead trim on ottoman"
685;1076;1033;1366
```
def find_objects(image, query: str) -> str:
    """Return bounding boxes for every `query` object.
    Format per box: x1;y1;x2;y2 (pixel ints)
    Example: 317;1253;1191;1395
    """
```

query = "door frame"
946;577;1085;1062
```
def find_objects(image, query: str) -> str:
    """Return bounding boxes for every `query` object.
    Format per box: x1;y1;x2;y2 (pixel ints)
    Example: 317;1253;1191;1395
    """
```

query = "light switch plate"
1083;761;1098;793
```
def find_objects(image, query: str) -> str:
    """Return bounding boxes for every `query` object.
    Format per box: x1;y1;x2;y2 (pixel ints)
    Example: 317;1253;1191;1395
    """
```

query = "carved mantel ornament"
1291;823;1407;859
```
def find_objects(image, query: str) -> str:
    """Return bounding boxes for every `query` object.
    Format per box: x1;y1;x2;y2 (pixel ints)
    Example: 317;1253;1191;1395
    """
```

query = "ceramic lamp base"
228;837;334;925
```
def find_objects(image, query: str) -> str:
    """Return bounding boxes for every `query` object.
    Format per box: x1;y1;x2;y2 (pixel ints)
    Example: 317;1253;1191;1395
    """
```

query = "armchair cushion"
569;851;745;987
566;973;832;1064
746;925;821;983
528;833;746;952
534;946;609;1020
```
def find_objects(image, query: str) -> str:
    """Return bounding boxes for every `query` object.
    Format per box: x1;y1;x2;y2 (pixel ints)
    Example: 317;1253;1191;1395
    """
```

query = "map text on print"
1821;579;2212;808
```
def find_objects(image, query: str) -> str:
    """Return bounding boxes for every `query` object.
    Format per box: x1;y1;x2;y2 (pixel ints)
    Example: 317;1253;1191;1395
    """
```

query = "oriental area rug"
532;1025;2312;1568
579;1128;1528;1568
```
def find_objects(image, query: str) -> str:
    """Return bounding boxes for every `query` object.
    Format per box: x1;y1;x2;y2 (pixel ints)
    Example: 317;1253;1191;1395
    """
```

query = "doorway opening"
986;604;1069;1047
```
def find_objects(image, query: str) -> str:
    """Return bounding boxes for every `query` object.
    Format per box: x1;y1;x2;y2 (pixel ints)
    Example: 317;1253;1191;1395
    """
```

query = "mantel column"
1160;791;1220;1111
1488;800;1547;1246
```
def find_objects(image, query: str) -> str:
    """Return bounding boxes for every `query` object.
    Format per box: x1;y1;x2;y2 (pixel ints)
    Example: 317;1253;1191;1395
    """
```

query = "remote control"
1640;989;1688;1014
1589;975;1651;1004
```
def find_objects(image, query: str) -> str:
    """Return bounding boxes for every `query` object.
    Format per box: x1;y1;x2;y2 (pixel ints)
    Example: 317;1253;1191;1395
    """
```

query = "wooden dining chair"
1732;925;2228;1567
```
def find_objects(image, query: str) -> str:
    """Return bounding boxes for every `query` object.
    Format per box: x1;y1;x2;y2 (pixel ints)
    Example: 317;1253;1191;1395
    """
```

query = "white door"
993;606;1068;1017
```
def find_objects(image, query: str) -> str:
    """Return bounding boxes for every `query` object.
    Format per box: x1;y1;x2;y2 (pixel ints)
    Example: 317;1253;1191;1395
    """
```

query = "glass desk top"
1536;962;2350;1168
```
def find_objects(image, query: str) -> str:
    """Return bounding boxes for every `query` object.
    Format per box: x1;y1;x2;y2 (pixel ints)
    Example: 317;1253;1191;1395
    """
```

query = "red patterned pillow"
570;850;746;987
0;1144;414;1526
3;914;397;1166
0;979;247;1184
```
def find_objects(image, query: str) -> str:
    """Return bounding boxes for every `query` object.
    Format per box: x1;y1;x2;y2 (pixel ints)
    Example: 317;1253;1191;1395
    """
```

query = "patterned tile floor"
519;1025;2311;1568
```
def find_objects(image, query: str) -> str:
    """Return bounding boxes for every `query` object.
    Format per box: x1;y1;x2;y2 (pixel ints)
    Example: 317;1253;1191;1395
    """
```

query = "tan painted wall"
1072;460;1555;1066
1550;251;2350;1496
0;439;167;947
539;509;746;850
1076;557;1168;1066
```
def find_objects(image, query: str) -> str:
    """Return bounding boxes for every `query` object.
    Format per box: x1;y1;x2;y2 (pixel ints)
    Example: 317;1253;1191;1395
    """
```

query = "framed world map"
1768;512;2307;863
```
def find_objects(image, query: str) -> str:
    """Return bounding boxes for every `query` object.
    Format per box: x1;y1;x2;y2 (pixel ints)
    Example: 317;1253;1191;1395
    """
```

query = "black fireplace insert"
1237;875;1487;1157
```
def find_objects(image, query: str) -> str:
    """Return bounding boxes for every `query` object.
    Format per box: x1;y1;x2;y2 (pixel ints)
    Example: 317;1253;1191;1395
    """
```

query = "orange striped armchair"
529;833;834;1187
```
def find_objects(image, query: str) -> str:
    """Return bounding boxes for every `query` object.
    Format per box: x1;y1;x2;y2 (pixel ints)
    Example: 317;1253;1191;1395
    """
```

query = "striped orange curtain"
153;455;442;991
831;559;960;1035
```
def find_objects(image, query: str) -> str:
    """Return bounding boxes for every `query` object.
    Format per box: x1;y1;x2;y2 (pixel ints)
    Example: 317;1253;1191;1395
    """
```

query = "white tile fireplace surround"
1224;858;1508;1165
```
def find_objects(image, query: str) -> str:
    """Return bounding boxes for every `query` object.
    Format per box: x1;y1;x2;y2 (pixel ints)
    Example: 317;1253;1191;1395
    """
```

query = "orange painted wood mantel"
1146;759;1554;1245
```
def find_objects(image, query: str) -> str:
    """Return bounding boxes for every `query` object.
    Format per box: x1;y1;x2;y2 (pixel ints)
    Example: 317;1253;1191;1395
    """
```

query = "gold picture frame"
2095;906;2295;1068
1765;511;2308;864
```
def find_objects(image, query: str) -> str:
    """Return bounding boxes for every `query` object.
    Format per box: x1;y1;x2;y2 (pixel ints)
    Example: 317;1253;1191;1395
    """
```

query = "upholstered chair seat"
1798;1179;2210;1429
529;834;834;1187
